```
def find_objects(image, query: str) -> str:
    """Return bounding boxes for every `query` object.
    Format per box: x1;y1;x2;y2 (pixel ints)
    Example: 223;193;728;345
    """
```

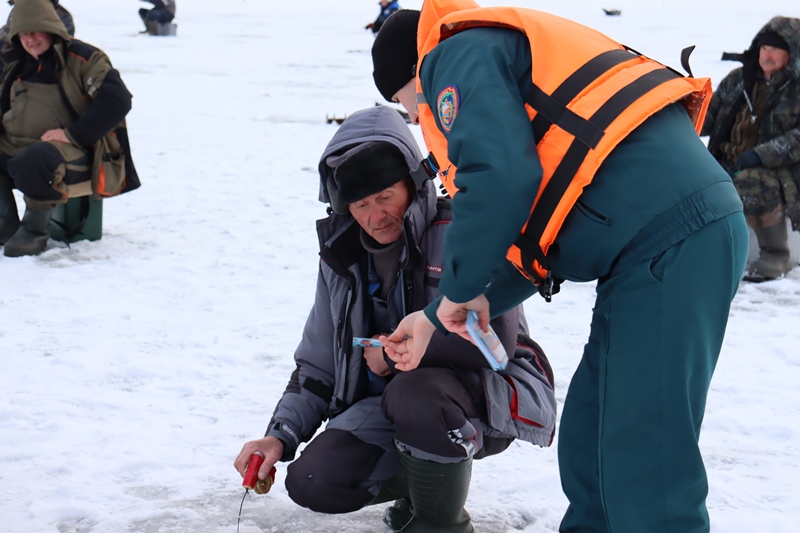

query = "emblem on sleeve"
437;85;460;132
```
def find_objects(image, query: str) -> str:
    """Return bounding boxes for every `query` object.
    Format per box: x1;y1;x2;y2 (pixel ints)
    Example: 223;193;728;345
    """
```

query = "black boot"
367;473;412;530
383;497;413;531
3;207;53;257
398;453;474;533
0;182;20;245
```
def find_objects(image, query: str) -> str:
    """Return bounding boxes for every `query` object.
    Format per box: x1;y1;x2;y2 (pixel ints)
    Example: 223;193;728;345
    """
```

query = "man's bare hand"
380;311;436;371
363;335;390;376
234;436;283;483
437;294;491;342
40;129;70;144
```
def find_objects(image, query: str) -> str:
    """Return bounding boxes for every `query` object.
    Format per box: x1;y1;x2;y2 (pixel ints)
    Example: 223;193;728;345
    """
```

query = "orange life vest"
415;0;711;294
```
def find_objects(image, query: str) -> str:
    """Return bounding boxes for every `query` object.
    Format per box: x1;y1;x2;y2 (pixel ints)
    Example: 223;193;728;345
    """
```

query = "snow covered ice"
1;1;799;532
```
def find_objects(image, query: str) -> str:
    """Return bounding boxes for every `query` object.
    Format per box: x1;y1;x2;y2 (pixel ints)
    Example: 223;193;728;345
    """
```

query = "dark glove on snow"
736;150;762;170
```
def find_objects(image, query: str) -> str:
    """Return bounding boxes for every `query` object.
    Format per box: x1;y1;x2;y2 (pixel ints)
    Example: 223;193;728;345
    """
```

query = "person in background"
0;0;74;57
0;0;139;257
138;0;175;33
234;106;556;533
702;16;800;281
365;0;399;35
369;2;748;532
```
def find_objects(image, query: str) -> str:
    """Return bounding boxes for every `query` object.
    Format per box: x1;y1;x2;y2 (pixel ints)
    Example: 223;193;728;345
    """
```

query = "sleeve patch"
436;85;460;132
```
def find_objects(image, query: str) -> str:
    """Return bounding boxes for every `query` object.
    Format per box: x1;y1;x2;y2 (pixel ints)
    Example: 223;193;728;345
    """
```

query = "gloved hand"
736;149;762;170
365;22;375;30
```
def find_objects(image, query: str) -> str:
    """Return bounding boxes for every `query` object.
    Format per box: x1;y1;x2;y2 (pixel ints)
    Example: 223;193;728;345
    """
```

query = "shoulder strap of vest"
530;48;636;145
517;52;682;280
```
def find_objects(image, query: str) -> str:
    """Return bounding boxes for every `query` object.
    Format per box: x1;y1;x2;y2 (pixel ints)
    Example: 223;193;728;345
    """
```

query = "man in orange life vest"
370;2;749;532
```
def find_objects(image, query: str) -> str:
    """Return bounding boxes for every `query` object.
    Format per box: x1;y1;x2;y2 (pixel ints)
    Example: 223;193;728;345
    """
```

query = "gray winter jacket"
266;106;557;462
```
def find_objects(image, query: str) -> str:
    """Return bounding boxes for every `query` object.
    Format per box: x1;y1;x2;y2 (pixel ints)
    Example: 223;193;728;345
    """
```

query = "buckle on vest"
537;271;561;303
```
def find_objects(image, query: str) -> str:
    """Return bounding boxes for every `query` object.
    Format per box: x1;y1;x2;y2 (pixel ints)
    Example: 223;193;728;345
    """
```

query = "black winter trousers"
0;141;91;209
284;368;512;514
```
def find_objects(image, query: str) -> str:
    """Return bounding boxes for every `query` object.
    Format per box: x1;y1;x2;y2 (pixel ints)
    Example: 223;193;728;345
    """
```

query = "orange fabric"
415;0;711;282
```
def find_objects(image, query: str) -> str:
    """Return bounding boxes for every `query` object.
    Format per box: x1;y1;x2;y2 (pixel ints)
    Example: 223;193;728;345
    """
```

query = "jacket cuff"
265;421;301;462
423;295;448;334
64;125;87;148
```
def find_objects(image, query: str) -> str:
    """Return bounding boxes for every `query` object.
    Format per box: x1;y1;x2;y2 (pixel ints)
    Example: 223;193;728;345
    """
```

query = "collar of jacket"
1;37;69;112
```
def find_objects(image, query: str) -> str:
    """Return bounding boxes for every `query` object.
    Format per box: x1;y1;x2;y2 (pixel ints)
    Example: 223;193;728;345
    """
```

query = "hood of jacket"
318;105;431;207
317;105;440;263
7;0;71;44
726;16;800;92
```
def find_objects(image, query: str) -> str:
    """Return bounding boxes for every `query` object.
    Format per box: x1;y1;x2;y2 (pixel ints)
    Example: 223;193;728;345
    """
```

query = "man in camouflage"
703;16;800;281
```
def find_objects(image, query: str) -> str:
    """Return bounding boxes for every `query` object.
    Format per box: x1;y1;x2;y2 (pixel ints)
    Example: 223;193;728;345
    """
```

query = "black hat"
757;31;790;52
372;10;420;102
325;142;410;215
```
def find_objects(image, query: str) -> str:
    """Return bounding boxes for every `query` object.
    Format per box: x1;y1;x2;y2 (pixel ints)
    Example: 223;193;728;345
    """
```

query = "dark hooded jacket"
702;16;800;226
265;106;557;462
0;0;139;197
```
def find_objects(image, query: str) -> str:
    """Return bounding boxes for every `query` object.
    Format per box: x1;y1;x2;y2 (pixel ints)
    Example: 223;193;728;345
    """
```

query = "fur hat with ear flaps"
325;142;410;215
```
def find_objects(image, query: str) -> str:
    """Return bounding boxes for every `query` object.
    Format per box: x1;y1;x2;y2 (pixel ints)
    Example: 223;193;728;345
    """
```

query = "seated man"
138;0;176;33
702;16;800;281
0;0;139;257
234;106;557;533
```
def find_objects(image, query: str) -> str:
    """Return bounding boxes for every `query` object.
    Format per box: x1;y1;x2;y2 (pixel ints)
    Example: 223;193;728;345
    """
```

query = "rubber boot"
398;453;474;533
0;181;20;245
745;215;792;282
367;473;412;530
3;207;53;257
383;498;413;531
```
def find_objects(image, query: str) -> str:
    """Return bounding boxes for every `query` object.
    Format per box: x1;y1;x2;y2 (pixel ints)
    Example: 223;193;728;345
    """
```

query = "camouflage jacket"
702;17;800;177
702;16;800;225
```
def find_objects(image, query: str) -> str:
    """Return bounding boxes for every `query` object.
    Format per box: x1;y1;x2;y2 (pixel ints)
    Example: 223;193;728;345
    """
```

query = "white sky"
1;1;799;532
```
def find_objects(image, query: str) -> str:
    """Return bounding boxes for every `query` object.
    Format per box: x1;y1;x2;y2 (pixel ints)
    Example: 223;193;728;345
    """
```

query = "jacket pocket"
481;368;556;447
576;199;612;225
92;131;126;197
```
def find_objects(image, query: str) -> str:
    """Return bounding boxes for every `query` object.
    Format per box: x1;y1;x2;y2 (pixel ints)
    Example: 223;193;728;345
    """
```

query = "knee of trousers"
383;368;475;432
7;143;63;201
285;429;382;514
733;167;784;217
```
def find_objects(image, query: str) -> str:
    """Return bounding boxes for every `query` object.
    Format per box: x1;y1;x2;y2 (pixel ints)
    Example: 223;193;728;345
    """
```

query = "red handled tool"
237;452;277;532
242;452;265;490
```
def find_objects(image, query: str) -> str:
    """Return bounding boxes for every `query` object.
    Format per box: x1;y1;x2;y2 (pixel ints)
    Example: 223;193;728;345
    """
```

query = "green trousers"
558;212;748;533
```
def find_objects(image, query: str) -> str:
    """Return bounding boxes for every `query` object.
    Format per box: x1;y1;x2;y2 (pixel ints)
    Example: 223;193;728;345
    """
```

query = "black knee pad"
285;429;383;514
8;143;63;201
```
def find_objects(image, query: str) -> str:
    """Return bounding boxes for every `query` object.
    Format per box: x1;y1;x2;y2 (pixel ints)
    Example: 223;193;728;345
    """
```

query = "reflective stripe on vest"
415;1;711;286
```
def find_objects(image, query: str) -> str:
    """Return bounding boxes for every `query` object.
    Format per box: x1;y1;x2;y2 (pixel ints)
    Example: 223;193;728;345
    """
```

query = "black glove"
736;149;762;170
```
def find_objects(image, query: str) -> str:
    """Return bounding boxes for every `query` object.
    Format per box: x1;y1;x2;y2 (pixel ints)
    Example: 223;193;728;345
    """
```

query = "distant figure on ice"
365;0;399;35
234;106;556;532
702;16;800;281
138;0;175;34
0;0;140;257
0;0;74;57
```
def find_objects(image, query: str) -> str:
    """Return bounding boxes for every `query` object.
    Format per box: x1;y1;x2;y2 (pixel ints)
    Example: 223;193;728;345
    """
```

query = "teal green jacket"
420;27;743;323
